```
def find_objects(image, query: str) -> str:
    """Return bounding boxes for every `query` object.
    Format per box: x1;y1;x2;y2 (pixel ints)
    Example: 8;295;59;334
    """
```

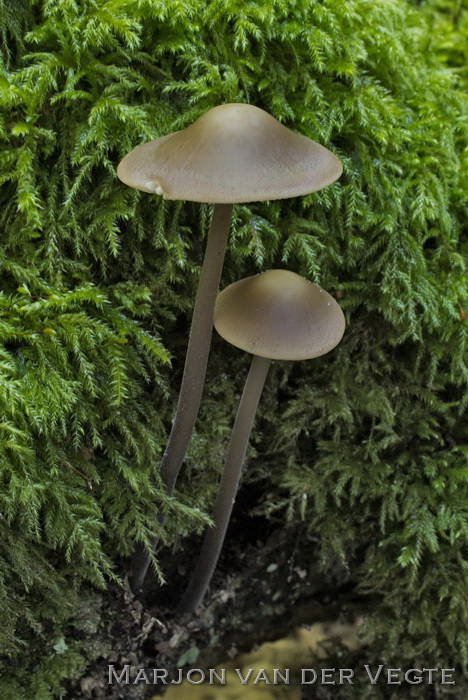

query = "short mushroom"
177;269;345;613
118;104;342;590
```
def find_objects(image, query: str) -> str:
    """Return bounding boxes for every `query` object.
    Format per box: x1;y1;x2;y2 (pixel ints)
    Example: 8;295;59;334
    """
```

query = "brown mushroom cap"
213;269;345;361
117;104;342;203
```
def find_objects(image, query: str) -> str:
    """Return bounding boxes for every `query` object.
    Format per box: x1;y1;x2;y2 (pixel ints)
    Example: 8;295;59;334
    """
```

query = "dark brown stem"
177;354;271;613
131;203;233;593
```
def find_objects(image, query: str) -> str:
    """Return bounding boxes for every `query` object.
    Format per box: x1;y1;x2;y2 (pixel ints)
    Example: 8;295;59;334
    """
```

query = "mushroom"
177;269;345;613
117;104;342;590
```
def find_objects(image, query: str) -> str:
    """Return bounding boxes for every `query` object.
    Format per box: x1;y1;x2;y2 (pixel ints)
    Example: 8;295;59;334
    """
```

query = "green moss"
0;0;466;693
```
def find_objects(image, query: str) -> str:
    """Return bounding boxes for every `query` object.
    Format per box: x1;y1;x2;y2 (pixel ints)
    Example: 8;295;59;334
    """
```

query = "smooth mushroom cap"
117;104;342;203
213;270;345;361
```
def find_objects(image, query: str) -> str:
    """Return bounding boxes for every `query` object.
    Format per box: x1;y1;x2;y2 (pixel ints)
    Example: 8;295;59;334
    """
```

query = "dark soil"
67;517;357;700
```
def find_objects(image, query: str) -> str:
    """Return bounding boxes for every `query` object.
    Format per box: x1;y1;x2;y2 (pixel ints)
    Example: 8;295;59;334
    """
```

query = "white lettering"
209;669;226;684
171;669;183;684
364;664;384;684
152;669;168;684
301;669;317;684
340;669;354;684
133;669;150;684
108;665;130;684
387;669;401;684
187;670;205;684
322;669;335;684
423;668;438;684
441;668;455;685
273;669;290;684
235;669;254;684
405;669;422;684
253;669;271;684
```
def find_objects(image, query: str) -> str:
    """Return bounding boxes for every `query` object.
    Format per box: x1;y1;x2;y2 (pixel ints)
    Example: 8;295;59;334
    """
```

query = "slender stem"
177;354;271;613
132;203;234;593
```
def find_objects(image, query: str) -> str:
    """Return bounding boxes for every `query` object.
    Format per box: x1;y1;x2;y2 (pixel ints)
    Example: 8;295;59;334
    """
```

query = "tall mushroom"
117;104;342;590
178;269;345;613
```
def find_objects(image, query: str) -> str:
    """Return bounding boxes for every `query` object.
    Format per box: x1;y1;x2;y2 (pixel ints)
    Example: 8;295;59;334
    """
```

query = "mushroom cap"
117;103;342;203
214;269;345;361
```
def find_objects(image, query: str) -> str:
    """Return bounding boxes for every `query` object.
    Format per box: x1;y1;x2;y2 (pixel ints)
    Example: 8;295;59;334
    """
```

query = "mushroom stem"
177;354;271;613
132;202;234;592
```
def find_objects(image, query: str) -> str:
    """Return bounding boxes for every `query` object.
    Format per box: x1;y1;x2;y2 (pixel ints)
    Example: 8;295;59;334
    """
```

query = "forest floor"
66;511;360;700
